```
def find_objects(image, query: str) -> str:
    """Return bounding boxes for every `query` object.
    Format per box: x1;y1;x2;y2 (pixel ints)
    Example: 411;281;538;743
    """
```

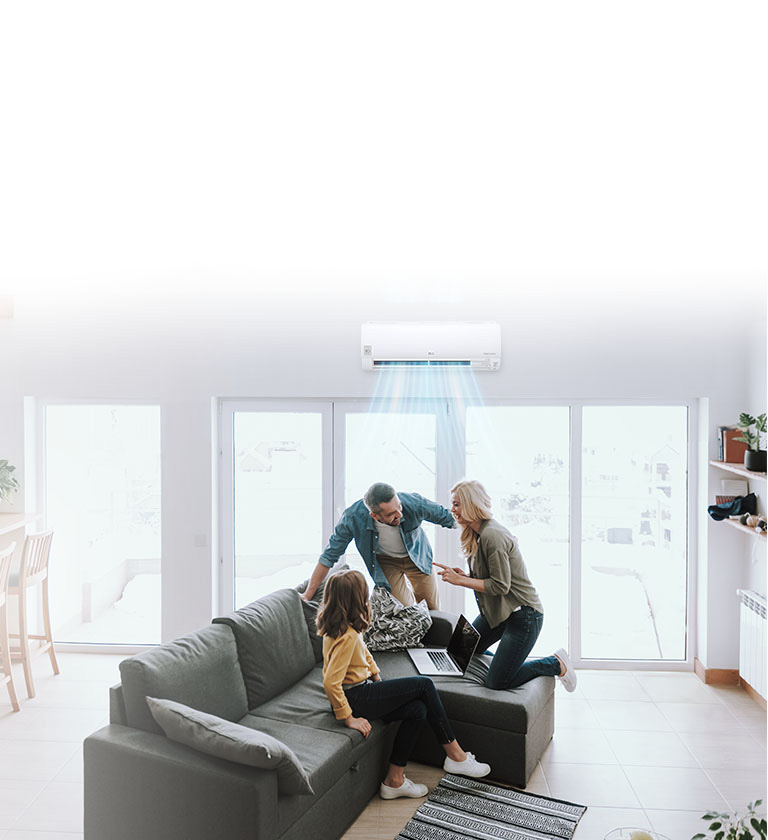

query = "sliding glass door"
220;398;693;667
581;406;689;661
221;402;332;610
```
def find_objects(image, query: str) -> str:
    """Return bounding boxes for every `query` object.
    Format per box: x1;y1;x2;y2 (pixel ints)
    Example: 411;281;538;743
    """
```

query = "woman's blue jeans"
473;607;561;690
343;676;455;767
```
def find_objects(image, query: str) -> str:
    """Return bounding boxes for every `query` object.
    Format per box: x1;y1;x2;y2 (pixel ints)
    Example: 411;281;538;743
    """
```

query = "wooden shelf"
709;461;767;480
722;518;767;539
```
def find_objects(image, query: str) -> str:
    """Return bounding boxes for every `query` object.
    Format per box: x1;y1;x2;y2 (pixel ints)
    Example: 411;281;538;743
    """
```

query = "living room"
0;3;766;839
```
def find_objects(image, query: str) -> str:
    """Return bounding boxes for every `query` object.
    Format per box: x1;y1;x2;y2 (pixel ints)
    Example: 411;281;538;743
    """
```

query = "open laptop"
407;614;481;676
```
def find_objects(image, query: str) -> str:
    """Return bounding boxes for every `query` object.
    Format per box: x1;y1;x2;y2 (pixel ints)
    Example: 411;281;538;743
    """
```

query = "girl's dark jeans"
473;606;561;690
343;675;455;767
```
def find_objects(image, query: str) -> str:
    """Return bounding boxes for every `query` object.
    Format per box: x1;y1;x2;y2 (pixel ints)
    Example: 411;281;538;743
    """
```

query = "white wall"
0;275;764;666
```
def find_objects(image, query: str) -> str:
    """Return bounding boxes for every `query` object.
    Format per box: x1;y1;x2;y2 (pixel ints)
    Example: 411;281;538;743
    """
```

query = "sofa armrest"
84;724;280;840
422;611;458;647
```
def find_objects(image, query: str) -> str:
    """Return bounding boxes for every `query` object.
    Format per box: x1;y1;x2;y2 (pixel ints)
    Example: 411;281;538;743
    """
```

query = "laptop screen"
447;614;480;672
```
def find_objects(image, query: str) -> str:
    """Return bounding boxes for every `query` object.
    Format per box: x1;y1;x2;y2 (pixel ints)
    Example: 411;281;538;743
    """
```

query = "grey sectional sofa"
84;588;554;840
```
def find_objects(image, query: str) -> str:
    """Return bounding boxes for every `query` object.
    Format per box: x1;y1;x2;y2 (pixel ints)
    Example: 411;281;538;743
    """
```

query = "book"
721;479;749;496
723;428;749;463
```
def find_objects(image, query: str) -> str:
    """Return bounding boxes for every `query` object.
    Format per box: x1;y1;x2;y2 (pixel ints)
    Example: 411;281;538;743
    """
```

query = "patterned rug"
395;774;587;840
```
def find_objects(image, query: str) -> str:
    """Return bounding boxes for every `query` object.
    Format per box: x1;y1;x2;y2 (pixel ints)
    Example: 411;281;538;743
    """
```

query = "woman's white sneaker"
443;752;491;778
554;648;577;692
380;777;429;799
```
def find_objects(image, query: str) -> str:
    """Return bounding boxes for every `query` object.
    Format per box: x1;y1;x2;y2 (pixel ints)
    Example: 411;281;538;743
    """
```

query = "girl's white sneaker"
555;648;577;692
443;752;491;778
380;777;429;799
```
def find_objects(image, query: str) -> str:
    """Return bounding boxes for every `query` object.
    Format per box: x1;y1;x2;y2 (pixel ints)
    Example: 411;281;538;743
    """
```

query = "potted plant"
691;799;766;840
735;413;767;472
0;460;19;505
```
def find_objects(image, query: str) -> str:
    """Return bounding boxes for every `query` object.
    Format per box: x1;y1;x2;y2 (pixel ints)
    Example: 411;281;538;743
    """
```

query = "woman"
434;479;576;692
317;568;491;800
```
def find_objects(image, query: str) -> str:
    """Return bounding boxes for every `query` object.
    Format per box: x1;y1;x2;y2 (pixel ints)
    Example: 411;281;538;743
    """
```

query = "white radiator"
737;589;767;700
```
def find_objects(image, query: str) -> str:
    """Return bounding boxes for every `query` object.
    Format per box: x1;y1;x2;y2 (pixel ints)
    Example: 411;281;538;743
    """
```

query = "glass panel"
582;406;688;660
465;406;570;657
46;405;161;644
233;412;323;608
344;412;437;585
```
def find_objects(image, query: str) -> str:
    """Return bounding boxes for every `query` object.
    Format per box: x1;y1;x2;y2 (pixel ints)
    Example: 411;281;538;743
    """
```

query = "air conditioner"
361;322;501;371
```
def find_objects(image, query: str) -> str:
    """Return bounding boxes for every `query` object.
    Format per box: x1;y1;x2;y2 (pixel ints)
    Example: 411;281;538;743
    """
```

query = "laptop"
407;614;481;676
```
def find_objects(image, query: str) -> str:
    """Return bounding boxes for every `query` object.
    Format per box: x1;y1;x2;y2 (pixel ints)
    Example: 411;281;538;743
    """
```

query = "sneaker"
442;752;491;778
554;648;577;692
380;777;429;799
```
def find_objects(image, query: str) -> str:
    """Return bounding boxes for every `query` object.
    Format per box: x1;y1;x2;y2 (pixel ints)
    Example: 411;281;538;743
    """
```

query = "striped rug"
395;774;587;840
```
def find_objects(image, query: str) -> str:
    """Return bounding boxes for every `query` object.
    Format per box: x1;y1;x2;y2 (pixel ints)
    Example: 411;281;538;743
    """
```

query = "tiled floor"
343;671;768;840
0;658;765;839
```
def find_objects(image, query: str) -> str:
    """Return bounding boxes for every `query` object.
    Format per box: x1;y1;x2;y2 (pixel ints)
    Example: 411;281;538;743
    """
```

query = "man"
301;482;455;610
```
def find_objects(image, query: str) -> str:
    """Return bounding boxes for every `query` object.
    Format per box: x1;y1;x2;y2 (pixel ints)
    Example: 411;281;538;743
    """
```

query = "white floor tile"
53;751;84;784
703;767;768;814
0;782;47;830
0;709;107;743
11;782;83;834
0;741;80;781
555;698;603;729
577;673;652;702
603;730;697;768
623;765;729;811
657;701;744;734
646;808;716;839
678;729;767;770
634;673;723;704
2;833;82;840
572;806;650;838
541;727;618;765
542;763;641;808
588;700;673;731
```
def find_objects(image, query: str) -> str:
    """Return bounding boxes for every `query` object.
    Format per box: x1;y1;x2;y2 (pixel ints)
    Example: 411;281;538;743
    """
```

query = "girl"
434;479;577;693
317;569;491;800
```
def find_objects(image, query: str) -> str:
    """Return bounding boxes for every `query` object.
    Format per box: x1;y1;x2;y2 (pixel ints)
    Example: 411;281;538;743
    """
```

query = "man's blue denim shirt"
319;491;456;588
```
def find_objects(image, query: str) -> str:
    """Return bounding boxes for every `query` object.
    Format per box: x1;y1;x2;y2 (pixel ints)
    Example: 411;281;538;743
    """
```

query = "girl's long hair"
316;569;371;639
451;479;493;561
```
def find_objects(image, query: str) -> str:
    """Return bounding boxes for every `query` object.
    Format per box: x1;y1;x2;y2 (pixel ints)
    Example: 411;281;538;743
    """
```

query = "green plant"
0;460;19;504
735;413;767;452
692;800;766;840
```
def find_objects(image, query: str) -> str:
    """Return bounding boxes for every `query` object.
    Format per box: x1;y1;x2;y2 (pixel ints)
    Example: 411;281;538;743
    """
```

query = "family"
301;480;576;801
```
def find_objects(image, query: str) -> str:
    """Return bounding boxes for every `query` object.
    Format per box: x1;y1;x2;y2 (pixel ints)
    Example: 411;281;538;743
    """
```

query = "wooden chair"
0;542;20;711
9;530;59;698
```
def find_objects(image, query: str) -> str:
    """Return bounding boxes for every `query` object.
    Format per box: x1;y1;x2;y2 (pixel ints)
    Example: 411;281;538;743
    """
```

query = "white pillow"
146;696;313;795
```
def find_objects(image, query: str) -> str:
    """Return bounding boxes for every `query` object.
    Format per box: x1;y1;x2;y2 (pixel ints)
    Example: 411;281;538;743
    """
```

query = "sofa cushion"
250;665;363;746
214;589;315;709
146;697;313;795
120;624;248;735
238;715;361;802
295;563;349;663
375;650;555;734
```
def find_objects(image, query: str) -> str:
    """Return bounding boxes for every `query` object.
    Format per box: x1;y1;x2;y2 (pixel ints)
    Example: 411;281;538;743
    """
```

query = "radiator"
737;589;767;700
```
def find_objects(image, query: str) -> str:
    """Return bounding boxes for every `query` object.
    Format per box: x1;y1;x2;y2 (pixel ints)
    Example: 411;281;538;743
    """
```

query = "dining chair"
9;530;59;698
0;542;20;711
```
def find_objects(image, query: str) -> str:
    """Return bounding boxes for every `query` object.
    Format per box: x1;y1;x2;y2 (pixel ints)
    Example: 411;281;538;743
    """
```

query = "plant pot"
745;449;767;472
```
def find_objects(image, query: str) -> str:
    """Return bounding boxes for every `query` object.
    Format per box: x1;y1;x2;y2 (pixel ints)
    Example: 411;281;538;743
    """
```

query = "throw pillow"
295;563;349;662
363;586;432;651
146;697;313;795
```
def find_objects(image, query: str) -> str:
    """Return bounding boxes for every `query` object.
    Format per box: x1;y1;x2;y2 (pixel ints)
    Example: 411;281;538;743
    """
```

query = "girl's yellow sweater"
322;627;380;719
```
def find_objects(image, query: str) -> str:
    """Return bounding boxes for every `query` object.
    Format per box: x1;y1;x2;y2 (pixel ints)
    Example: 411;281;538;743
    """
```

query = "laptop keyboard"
427;650;455;672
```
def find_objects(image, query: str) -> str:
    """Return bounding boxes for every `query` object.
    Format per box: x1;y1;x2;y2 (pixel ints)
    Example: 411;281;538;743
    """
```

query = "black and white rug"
395;774;587;840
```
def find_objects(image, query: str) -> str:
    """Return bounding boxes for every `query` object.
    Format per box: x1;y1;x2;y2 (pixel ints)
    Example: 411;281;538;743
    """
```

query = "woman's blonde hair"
315;569;371;639
450;479;493;560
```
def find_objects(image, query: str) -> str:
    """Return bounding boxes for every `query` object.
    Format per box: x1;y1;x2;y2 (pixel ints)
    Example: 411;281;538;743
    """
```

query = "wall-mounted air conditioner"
361;322;501;371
